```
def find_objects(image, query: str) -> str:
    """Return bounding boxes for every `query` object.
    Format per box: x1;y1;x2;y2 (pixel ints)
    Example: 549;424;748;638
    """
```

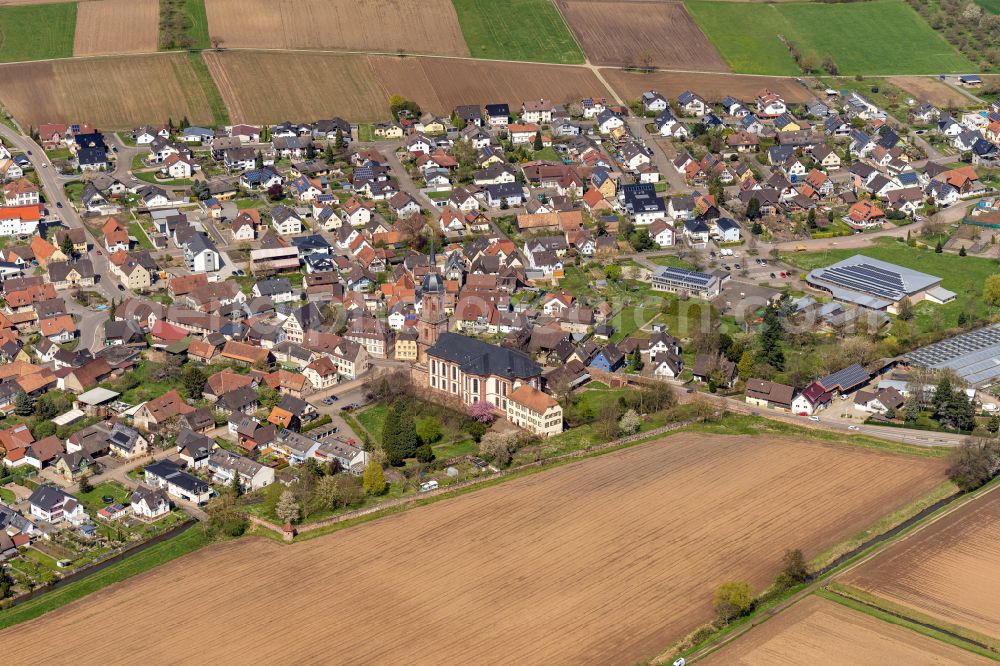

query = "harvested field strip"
841;483;1000;644
73;0;158;56
0;2;75;62
701;594;993;664
557;0;728;71
601;68;810;104
888;76;975;110
453;0;584;64
0;53;217;130
203;51;612;123
0;435;945;664
204;0;468;56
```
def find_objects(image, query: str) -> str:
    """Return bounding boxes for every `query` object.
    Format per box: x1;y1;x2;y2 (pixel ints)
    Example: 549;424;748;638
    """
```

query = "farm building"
806;255;954;313
903;323;1000;387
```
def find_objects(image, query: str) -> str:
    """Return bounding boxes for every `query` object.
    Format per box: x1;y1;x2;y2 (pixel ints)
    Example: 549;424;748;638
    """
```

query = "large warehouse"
806;255;954;313
903;323;1000;387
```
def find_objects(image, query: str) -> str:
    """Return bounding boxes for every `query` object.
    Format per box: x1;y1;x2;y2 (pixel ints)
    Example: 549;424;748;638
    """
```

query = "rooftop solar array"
654;266;714;287
812;263;907;300
905;323;1000;386
818;363;870;392
808;255;941;303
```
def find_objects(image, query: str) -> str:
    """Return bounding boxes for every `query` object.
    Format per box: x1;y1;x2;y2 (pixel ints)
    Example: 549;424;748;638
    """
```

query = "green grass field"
184;0;211;50
685;0;974;75
973;0;1000;12
452;0;584;64
188;52;230;126
0;3;76;63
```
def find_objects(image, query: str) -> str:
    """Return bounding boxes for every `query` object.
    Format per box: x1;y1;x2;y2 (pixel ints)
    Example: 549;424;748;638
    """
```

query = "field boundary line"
0;45;988;79
671;476;1000;664
822;583;1000;656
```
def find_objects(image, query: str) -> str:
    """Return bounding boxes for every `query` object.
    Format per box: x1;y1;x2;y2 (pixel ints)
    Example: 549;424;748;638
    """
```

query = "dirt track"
842;484;1000;642
0;434;945;665
701;595;991;664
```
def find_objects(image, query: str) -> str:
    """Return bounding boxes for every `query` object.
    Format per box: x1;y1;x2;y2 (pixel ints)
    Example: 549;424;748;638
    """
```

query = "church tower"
417;238;448;361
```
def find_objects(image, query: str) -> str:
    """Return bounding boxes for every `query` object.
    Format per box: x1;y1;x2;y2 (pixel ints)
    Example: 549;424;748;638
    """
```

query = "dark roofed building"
426;332;542;411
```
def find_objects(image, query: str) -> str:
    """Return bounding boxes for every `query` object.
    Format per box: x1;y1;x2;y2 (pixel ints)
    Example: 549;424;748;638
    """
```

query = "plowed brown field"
203;51;612;123
558;0;728;71
73;0;158;56
602;67;810;103
702;595;991;665
0;54;216;129
204;0;468;56
888;76;973;109
0;434;945;665
842;486;1000;642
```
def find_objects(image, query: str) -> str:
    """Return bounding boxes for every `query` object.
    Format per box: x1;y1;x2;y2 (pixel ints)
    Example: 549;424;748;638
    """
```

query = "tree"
774;549;809;590
988;414;1000;434
257;385;281;412
415;443;435;463
275;490;300;525
60;233;75;258
897;297;914;321
31;420;56;440
947;438;1000;492
363;462;387;495
737;350;754;380
181;365;206;399
479;431;519;466
935;239;943;253
604;264;622;281
959;245;967;256
822;56;839;75
208;493;248;537
266;183;284;200
14;390;33;416
467;400;497;424
983;274;1000;308
758;305;785;371
619;409;641;435
381;399;418;465
533;131;543;152
416;416;442;445
714;581;754;623
745;197;761;220
335;128;344;149
230;469;242;497
467;420;488;443
254;150;263;169
78;473;93;495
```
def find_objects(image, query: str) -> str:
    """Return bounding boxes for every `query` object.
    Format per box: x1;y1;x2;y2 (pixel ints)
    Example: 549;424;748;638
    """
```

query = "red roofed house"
791;381;833;416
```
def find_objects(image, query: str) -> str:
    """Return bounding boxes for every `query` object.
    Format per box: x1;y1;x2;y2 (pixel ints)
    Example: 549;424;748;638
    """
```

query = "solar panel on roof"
658;266;712;286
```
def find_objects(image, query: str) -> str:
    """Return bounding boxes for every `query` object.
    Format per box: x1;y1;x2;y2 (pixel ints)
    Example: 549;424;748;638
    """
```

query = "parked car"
848;425;860;431
808;415;820;422
56;201;62;208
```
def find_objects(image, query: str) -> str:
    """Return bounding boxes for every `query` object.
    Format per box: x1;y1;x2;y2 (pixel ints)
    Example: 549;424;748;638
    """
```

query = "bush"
774;549;809;590
478;431;520;466
363;462;387;495
947;438;1000;492
713;581;754;623
416;416;443;445
466;420;488;442
415;443;435;463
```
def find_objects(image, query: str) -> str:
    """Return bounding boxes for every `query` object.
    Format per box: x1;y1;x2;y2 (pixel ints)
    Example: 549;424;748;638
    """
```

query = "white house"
130;486;171;519
271;206;303;235
28;486;89;525
648;220;675;247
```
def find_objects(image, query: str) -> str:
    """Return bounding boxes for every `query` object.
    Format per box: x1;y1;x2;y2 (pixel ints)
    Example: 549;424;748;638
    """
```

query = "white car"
848;425;860;431
808;415;820;422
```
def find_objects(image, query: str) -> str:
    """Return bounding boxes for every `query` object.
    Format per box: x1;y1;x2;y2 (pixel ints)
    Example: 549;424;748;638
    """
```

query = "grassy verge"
452;0;584;64
188;52;229;126
820;585;1000;657
0;3;76;63
0;526;209;630
183;0;210;50
809;480;957;570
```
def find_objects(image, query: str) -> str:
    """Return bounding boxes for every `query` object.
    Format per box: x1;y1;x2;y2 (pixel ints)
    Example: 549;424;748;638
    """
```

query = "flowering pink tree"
468;400;497;424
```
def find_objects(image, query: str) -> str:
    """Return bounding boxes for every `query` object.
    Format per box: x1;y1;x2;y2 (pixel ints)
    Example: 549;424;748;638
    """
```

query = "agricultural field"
701;594;992;664
557;0;728;71
204;0;468;56
0;434;946;663
452;0;584;64
204;51;612;123
73;0;159;56
974;0;1000;11
0;53;217;129
888;76;975;109
602;68;810;104
841;487;1000;645
685;0;974;75
0;2;75;62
